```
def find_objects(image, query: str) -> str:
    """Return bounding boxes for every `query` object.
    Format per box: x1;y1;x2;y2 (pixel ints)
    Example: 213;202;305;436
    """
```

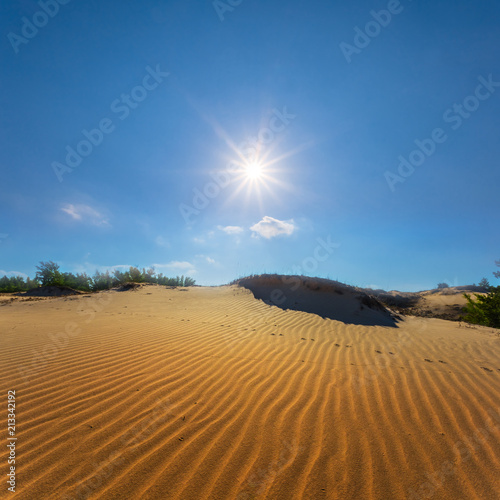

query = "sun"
244;161;263;179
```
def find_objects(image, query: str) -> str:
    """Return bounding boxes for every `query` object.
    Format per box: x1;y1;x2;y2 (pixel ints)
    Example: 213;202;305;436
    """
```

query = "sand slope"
367;286;487;322
1;285;500;499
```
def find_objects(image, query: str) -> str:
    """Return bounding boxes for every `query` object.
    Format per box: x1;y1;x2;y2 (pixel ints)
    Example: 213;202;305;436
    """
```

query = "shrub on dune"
462;261;500;329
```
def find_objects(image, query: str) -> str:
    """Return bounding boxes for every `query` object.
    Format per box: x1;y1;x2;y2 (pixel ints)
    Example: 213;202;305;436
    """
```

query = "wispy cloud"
60;204;110;226
250;216;296;239
195;254;217;266
155;236;171;248
193;231;215;245
217;225;244;235
0;270;28;278
153;261;196;275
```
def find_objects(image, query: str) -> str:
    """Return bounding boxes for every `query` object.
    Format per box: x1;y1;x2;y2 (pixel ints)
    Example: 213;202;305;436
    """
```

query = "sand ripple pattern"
1;286;499;499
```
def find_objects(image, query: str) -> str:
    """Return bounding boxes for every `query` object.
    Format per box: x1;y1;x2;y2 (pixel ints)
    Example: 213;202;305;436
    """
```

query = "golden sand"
1;285;499;499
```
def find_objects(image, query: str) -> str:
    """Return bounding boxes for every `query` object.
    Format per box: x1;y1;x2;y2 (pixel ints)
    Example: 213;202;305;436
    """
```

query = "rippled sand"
1;285;499;499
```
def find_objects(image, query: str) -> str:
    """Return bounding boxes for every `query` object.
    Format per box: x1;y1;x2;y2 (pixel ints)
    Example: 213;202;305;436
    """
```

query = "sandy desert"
1;277;500;499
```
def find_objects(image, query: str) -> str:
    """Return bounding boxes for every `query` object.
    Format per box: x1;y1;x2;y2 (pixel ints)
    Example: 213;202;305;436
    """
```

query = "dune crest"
236;274;399;327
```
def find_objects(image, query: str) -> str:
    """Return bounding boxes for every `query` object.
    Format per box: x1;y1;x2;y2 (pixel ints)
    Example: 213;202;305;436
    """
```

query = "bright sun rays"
198;112;314;213
224;151;291;213
221;139;313;213
244;161;263;179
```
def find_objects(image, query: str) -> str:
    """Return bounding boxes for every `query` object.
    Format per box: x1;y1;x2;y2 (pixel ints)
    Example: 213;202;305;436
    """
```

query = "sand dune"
1;284;500;499
237;275;399;327
366;285;487;322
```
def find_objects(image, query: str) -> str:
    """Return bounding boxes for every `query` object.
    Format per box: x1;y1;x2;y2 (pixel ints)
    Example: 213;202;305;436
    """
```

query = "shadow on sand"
236;275;400;328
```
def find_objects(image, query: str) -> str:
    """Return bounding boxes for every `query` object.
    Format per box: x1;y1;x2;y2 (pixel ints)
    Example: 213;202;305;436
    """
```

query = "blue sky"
1;0;499;290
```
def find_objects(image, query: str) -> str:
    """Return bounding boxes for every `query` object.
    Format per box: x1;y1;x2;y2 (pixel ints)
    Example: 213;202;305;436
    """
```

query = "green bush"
463;286;500;328
35;261;64;287
462;261;500;328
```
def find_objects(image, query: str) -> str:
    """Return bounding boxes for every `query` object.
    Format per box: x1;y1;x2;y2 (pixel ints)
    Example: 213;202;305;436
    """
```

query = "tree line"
0;261;196;293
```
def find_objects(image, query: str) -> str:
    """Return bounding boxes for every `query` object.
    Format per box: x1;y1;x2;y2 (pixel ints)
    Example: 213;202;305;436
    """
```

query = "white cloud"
195;254;217;265
193;231;215;245
250;216;296;239
153;261;196;275
0;270;28;278
61;204;110;226
217;225;244;235
161;261;193;270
